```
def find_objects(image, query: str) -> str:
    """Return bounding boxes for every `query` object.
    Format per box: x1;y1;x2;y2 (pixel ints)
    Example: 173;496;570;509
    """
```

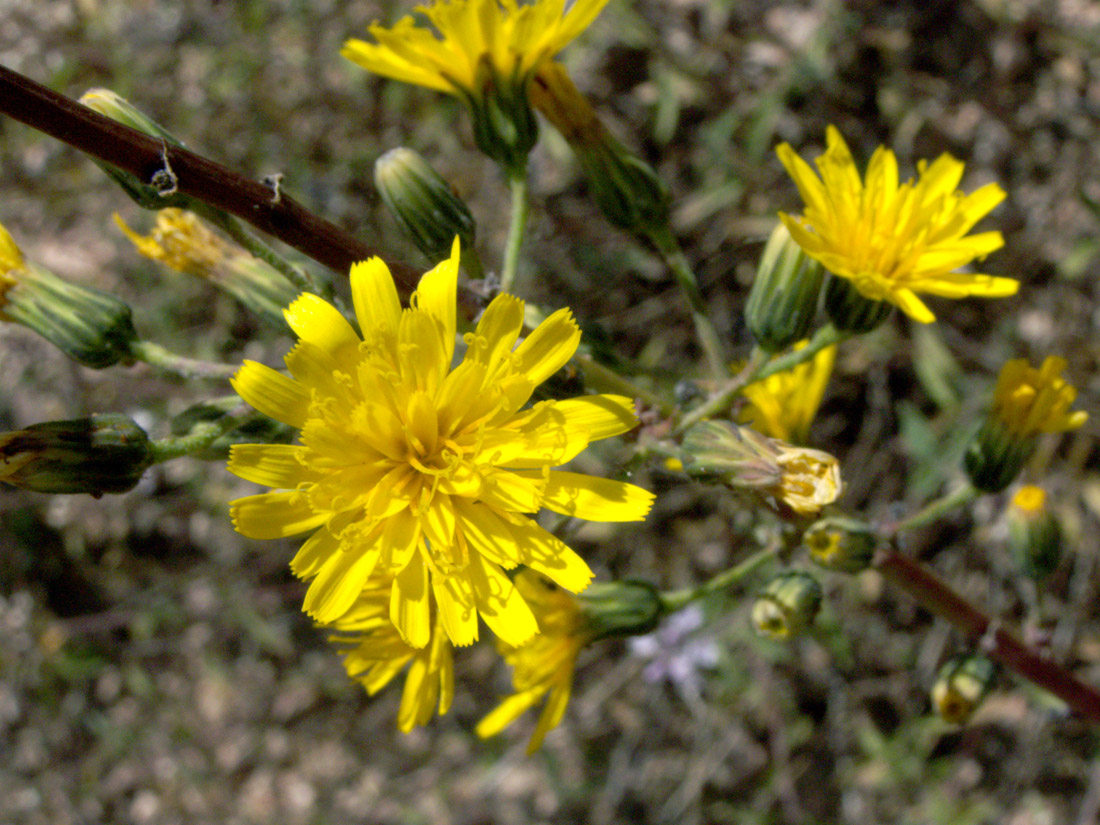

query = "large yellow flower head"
341;0;610;170
476;570;587;752
777;126;1018;323
228;240;654;651
991;356;1088;437
342;0;608;99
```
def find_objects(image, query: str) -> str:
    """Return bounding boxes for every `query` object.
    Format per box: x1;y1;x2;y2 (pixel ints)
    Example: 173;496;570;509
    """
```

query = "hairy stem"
147;404;257;464
128;341;237;381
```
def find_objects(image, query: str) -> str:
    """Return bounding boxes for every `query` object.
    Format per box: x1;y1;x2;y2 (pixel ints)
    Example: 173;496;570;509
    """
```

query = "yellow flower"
342;0;608;99
776;126;1018;323
325;572;453;732
228;240;654;649
115;209;298;328
476;570;587;753
740;342;836;443
115;209;231;277
991;356;1088;437
341;0;610;170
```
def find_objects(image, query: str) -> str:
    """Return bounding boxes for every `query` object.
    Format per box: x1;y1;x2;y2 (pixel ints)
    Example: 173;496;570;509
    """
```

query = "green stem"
574;354;673;417
674;324;847;435
129;340;237;380
887;483;980;536
500;168;529;294
659;546;779;613
205;209;325;299
147;403;257;463
647;226;729;381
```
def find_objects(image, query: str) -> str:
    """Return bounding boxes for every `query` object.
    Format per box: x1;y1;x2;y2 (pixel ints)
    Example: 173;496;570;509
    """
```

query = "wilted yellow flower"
774;444;842;516
116;209;298;327
229;240;654;649
115;209;231;276
777;126;1017;323
740;342;836;443
325;572;454;732
990;356;1088;437
342;0;609;170
680;420;842;516
476;570;587;752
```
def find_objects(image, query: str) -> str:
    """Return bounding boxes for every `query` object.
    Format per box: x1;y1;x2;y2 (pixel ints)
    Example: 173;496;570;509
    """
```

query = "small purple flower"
628;605;719;703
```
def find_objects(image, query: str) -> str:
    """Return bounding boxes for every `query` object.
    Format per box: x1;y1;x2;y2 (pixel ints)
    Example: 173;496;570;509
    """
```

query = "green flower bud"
751;570;822;640
0;414;152;495
531;62;670;235
823;274;893;333
80;89;195;210
457;56;539;176
804;516;878;573
745;223;825;352
931;655;996;724
0;224;137;369
374;148;480;274
1006;486;1061;580
964;418;1035;493
577;580;663;641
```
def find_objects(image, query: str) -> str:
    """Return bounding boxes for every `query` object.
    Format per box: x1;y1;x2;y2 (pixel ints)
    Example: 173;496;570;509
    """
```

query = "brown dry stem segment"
0;62;419;293
877;548;1100;723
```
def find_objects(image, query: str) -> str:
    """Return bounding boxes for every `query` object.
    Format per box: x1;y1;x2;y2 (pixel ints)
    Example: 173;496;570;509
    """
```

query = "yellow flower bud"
751;570;822;640
931;655;996;724
965;357;1087;492
1006;486;1061;580
804;516;877;573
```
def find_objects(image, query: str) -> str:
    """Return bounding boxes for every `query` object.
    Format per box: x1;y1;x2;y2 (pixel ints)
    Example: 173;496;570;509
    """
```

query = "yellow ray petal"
470;554;538;646
283;293;362;371
303;546;382;622
231;361;311;429
540;471;655;522
228;444;315;489
391;555;432;648
230;491;327;539
350;257;402;340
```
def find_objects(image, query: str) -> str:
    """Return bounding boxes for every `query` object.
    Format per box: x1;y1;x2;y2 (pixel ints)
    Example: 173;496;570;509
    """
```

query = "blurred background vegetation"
1;0;1099;822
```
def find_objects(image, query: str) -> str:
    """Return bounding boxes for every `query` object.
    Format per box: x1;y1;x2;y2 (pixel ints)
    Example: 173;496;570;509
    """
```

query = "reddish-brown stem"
877;547;1100;722
0;63;419;292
